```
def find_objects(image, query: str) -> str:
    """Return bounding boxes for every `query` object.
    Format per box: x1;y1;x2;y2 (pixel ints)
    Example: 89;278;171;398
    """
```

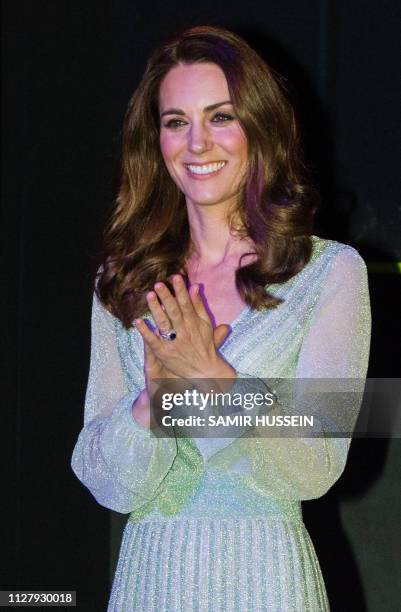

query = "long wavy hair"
95;25;317;329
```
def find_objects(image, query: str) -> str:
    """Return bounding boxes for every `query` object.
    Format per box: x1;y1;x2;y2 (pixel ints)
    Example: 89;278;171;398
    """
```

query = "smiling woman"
159;63;248;211
71;25;371;612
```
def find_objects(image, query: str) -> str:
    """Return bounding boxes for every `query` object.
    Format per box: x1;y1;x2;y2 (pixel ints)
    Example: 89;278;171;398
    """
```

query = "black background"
3;1;401;610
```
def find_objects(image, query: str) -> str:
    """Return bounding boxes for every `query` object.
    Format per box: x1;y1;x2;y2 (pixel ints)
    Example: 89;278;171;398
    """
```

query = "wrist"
206;356;237;379
195;358;237;393
132;389;152;428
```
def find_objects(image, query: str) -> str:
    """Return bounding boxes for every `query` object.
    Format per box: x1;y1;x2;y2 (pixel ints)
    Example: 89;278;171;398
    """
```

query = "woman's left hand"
135;274;236;381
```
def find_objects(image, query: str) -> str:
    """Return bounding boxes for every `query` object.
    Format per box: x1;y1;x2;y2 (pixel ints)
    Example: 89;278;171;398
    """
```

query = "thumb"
143;338;157;365
213;324;231;348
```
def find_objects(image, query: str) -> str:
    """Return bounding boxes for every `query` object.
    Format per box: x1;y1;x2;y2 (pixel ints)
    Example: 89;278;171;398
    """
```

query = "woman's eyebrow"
160;100;232;118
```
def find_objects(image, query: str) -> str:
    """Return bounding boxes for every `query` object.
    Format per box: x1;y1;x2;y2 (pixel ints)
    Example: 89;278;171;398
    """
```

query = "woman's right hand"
133;322;231;428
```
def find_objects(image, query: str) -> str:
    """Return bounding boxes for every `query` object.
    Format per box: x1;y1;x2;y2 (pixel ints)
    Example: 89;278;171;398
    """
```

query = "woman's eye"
163;118;186;129
211;112;235;123
162;113;235;129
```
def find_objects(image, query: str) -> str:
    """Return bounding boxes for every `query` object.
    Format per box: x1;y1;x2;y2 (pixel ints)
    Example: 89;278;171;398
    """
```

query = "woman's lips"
184;161;227;180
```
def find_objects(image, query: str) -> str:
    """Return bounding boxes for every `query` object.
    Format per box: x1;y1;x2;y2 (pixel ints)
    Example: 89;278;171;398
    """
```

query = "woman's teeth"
186;161;226;175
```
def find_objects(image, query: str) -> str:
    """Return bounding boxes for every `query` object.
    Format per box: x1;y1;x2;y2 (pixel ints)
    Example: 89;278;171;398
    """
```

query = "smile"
184;161;227;178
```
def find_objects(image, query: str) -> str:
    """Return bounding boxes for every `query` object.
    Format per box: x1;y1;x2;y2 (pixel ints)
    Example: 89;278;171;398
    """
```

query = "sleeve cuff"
98;390;177;490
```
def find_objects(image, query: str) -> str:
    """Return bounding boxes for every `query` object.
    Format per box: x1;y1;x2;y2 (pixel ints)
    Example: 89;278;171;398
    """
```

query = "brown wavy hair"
95;25;317;329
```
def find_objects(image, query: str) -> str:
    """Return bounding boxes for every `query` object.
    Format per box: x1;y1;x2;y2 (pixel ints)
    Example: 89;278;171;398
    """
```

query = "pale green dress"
71;236;371;611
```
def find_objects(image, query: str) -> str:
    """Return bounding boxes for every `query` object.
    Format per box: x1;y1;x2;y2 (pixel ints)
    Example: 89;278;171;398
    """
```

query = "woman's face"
159;62;248;211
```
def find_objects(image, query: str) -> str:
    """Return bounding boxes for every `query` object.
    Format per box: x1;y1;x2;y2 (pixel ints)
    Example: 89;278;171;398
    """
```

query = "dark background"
3;1;400;610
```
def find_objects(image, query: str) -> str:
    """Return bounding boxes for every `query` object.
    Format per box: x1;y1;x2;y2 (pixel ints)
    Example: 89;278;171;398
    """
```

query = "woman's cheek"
160;132;183;158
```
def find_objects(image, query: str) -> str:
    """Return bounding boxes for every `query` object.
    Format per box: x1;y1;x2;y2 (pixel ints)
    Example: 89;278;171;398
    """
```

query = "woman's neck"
186;201;253;268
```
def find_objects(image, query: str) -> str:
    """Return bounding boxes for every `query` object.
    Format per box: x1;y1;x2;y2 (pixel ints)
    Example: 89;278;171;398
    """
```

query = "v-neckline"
224;303;251;330
142;236;325;332
143;303;251;329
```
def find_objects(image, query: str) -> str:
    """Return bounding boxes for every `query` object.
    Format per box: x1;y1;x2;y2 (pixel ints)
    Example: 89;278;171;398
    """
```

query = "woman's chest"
187;267;246;328
123;279;314;385
199;288;247;328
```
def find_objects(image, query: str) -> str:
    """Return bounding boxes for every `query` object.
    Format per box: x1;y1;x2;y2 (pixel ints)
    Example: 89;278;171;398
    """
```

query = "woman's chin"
185;193;238;209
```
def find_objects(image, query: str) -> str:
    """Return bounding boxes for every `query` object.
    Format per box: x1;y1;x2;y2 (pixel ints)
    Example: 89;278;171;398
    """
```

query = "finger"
154;282;184;328
213;324;231;348
143;339;165;389
189;284;212;323
135;318;163;352
143;336;157;364
146;291;173;334
171;274;198;321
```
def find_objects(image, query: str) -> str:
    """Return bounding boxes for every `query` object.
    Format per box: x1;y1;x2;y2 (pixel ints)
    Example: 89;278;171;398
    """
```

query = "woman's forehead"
159;63;230;109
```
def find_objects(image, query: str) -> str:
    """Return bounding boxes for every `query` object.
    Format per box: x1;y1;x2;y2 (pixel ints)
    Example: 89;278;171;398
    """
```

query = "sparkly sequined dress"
71;236;371;611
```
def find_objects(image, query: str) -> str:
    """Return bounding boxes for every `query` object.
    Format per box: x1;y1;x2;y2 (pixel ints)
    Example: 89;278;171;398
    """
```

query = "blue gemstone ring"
159;329;177;341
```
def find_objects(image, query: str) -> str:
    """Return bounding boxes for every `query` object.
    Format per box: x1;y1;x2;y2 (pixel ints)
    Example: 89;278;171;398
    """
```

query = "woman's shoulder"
310;234;367;270
306;235;368;300
267;235;366;297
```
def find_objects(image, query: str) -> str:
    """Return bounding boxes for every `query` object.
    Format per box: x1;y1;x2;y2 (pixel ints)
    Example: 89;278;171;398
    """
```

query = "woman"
71;26;371;611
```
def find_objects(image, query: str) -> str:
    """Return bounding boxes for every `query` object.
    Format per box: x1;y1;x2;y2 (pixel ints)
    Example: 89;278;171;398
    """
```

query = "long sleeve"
207;247;371;500
71;290;178;513
191;375;273;461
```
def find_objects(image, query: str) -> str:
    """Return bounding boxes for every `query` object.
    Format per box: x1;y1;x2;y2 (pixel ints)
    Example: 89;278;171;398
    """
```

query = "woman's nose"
187;123;213;154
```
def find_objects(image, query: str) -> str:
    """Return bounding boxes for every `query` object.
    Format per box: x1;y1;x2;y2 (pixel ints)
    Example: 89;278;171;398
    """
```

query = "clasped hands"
135;274;237;399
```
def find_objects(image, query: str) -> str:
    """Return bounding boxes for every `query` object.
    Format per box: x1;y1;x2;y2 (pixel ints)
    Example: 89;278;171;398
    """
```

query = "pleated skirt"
107;517;330;611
